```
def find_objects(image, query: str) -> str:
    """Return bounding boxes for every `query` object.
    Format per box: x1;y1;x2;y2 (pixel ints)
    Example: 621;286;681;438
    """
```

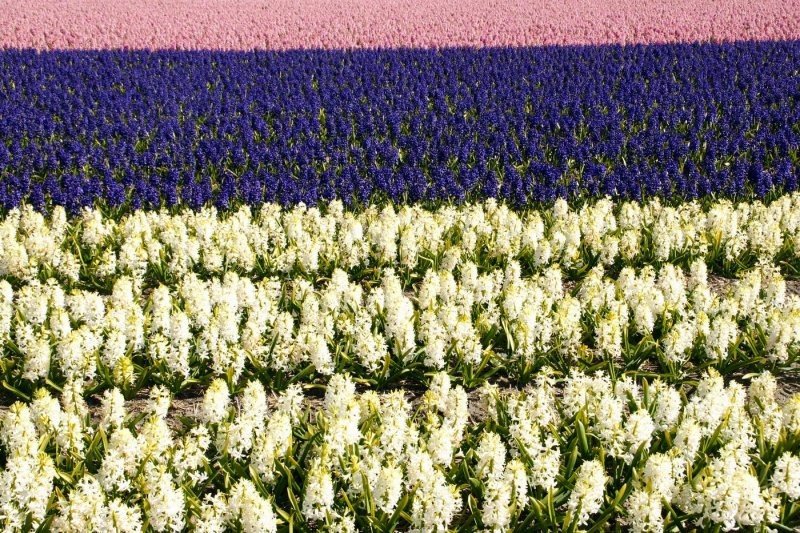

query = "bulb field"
1;1;800;531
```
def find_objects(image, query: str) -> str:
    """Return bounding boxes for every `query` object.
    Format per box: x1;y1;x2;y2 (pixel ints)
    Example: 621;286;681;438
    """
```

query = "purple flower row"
0;41;798;211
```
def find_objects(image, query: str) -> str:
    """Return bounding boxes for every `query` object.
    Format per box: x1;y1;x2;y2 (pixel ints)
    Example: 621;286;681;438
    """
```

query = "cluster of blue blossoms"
0;40;798;211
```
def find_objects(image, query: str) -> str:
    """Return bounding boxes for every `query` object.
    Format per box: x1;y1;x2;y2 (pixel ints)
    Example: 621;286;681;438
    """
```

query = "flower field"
1;2;800;532
4;0;800;50
2;42;800;210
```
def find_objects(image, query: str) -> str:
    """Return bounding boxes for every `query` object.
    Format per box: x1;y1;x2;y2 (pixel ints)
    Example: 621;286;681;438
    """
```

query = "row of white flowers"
1;257;798;389
2;195;800;284
1;369;798;531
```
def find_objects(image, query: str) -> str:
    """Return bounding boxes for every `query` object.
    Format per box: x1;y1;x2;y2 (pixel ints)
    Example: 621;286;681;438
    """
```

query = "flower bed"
1;198;800;398
2;0;800;51
1;42;799;211
2;369;799;531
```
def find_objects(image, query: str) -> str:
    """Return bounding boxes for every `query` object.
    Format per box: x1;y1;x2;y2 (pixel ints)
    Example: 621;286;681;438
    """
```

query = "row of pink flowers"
2;0;799;51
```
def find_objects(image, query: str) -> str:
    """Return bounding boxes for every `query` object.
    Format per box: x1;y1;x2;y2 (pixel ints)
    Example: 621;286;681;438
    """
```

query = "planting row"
1;41;799;210
1;369;798;531
2;249;799;396
4;0;800;51
3;196;800;289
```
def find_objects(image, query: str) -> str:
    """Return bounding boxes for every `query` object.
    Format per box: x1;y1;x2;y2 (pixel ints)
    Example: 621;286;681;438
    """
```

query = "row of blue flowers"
0;40;798;211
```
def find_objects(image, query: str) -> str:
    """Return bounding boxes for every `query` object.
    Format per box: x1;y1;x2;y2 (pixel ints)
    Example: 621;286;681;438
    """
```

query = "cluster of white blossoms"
1;196;800;285
1;255;799;390
1;197;799;531
0;368;797;531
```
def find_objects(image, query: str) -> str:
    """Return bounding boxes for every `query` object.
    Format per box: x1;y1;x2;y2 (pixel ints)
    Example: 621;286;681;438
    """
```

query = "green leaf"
577;420;590;455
